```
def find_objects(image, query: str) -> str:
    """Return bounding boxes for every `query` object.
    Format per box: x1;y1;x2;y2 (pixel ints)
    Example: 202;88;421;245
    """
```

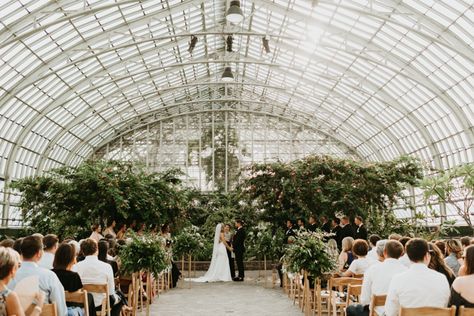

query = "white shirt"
367;248;379;262
90;231;103;242
360;258;407;315
399;253;411;267
38;251;55;270
74;256;117;307
348;257;374;275
384;263;450;316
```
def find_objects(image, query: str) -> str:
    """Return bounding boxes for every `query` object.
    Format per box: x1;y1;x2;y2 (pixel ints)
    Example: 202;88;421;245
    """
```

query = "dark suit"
355;224;368;240
308;223;318;232
233;227;246;279
321;221;331;233
332;225;343;250
341;223;355;240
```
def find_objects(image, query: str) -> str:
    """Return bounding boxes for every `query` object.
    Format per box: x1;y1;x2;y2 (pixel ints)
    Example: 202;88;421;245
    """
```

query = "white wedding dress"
190;223;232;282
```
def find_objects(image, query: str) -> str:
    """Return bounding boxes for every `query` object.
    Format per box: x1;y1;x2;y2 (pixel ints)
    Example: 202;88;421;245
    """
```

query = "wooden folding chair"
369;294;386;316
328;277;363;316
399;306;456;316
345;284;362;306
459;306;474;316
83;284;111;316
40;303;57;316
65;290;89;316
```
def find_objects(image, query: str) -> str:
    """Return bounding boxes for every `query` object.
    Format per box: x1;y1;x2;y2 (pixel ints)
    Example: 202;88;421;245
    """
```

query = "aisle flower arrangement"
173;225;208;259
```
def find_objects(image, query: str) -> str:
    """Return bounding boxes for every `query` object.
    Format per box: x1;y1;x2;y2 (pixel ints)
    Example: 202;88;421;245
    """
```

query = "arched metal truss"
0;0;473;226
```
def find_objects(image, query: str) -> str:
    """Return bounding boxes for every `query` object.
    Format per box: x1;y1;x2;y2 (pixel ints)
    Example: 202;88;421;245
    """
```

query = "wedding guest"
38;234;59;270
116;224;127;240
98;240;118;277
327;239;339;260
52;243;96;316
284;220;296;244
0;239;15;248
9;236;67;316
435;240;447;257
224;224;235;279
428;242;455;286
74;239;123;316
449;245;474;312
0;246;45;316
461;236;471;249
342;239;373;277
340;216;355;240
137;223;146;236
338;237;354;272
296;218;306;231
307;215;318;232
367;234;381;262
374;239;388;262
354;216;367;240
445;239;463;276
398;236;411;267
388;233;401;240
89;224;103;242
331;218;343;250
384;238;450;316
103;220;117;239
346;240;406;316
13;238;23;256
320;216;331;233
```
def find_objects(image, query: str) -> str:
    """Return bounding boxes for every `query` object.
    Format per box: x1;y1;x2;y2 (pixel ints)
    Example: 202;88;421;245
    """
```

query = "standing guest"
341;239;373;277
307;215;318;232
74;239;123;316
9;236;67;316
224;224;235;279
388;233;401;241
354;216;368;240
449;245;474;310
340;216;355;240
116;224;127;240
384;238;450;316
461;236;472;249
338;237;354;272
0;239;15;248
320;216;331;233
367;234;381;262
346;240;406;316
445;239;463;276
103;220;116;239
331;218;343;250
38;234;59;270
0;246;45;316
398;236;412;267
232;219;246;282
435;240;447;258
296;218;306;232
428;242;456;286
89;224;103;243
52;243;96;316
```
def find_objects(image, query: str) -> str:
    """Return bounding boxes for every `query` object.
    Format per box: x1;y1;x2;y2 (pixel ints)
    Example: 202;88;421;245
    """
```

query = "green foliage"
283;231;336;278
119;233;168;276
172;225;208;259
238;155;422;230
246;223;285;260
11;160;187;238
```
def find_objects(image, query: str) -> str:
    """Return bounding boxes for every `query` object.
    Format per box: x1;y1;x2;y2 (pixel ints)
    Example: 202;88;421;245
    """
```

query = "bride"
191;223;233;282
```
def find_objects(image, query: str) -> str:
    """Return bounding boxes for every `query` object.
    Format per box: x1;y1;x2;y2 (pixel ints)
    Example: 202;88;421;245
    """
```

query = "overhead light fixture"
188;35;198;53
226;1;244;24
221;66;234;82
226;35;233;52
262;36;270;53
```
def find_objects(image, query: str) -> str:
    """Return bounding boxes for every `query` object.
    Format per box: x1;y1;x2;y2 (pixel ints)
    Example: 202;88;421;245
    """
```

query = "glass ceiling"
0;0;473;225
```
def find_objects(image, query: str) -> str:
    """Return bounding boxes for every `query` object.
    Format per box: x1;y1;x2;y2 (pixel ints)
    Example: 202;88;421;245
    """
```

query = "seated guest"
354;216;367;240
38;234;59;270
388;233;401;241
13;238;23;257
52;243;96;316
98;240;118;277
428;242;455;286
0;246;45;316
89;224;103;243
384;238;450;316
444;239;463;276
341;239;373;277
338;237;354;272
346;240;406;316
461;236;471;249
367;234;381;262
374;239;388;262
398;237;411;267
74;239;123;316
0;239;15;248
8;236;67;316
435;240;447;258
449;245;474;310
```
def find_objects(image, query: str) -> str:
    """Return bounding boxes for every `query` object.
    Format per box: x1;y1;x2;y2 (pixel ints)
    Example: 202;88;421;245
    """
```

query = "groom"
232;219;246;281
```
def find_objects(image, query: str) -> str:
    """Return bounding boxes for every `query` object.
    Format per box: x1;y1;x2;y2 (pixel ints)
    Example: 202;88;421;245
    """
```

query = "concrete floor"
143;271;302;316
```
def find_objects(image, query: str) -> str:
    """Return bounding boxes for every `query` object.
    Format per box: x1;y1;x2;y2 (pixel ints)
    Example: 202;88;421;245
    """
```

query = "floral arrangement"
247;222;284;260
282;230;336;278
173;225;207;259
119;233;168;276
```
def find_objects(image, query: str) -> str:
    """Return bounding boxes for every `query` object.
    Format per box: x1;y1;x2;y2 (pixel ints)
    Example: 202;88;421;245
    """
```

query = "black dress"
449;289;474;316
52;269;96;316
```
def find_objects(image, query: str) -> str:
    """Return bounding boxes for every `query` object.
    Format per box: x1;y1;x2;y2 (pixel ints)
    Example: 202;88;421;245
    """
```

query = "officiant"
224;224;236;279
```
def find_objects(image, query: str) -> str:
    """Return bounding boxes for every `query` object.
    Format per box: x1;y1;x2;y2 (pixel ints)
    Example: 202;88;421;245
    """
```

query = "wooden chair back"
459;306;474;316
65;290;89;316
353;274;364;279
346;284;362;305
83;284;110;316
399;306;456;316
40;303;57;316
369;294;386;316
328;277;363;316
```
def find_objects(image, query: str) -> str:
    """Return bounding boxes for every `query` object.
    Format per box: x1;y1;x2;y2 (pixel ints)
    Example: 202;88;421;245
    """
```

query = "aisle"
146;272;302;315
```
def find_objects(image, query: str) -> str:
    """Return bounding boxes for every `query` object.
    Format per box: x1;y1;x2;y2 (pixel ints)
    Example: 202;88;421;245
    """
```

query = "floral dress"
0;288;12;316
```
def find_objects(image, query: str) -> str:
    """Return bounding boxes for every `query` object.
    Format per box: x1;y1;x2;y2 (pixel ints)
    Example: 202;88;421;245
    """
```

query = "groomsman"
320;216;331;233
340;215;355;240
307;215;318;232
297;218;306;232
355;216;368;240
331;217;343;250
